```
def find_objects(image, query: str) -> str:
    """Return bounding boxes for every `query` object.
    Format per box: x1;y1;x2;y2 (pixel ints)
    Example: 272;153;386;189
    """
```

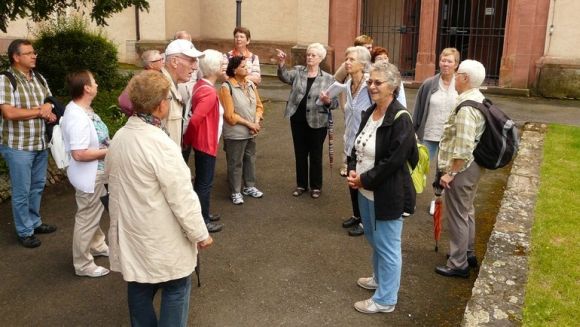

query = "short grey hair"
370;61;401;93
345;46;371;68
141;50;162;68
458;59;486;88
307;43;327;60
199;49;224;77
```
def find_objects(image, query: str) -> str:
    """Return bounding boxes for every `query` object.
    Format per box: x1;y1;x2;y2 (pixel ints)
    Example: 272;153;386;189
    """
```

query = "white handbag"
48;118;70;169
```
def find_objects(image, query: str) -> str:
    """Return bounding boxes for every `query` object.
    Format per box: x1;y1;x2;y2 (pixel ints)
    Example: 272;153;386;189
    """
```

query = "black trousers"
290;119;327;190
347;156;361;218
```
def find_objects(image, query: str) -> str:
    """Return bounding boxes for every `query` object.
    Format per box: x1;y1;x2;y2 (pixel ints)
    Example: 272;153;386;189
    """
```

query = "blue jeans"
193;150;216;224
1;146;48;237
422;140;439;162
358;192;403;306
127;275;192;327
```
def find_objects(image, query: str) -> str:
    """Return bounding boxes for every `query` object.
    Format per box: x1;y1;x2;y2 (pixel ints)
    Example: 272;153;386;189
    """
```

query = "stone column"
328;0;361;72
414;0;440;82
499;0;550;88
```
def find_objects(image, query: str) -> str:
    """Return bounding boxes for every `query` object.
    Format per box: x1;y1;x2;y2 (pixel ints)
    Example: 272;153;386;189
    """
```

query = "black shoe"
467;255;478;268
18;235;41;248
209;214;221;222
348;224;364;237
342;216;360;228
34;223;57;234
446;253;479;268
435;265;469;278
206;222;223;233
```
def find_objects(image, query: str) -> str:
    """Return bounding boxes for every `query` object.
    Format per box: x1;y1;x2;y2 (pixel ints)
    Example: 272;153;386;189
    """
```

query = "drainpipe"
236;0;242;26
135;7;141;41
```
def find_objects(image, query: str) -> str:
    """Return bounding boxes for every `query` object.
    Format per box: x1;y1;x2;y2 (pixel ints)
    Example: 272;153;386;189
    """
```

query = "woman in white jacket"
61;70;110;278
105;71;213;327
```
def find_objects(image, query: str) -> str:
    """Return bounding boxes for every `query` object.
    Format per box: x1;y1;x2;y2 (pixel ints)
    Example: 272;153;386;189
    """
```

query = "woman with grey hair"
347;62;418;314
140;49;164;71
183;49;226;233
340;46;372;236
276;43;339;198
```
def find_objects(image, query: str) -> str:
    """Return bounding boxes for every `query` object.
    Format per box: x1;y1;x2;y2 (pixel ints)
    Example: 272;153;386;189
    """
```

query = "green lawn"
523;124;580;326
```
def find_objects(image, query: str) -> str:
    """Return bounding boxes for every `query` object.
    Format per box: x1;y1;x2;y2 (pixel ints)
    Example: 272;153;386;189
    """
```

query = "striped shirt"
437;88;486;172
0;67;52;151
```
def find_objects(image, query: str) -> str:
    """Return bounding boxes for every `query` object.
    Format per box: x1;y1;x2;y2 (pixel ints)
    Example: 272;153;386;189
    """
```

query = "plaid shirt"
0;67;52;150
438;88;486;172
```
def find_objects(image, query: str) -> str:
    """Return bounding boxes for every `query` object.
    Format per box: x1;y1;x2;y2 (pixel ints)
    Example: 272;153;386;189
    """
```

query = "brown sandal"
311;189;321;199
292;187;306;197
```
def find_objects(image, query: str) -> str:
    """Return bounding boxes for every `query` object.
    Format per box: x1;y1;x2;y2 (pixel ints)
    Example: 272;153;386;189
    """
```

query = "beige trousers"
72;171;108;273
444;162;484;270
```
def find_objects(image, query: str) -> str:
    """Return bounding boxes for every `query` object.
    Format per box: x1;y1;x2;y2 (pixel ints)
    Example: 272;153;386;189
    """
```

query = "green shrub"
33;15;126;96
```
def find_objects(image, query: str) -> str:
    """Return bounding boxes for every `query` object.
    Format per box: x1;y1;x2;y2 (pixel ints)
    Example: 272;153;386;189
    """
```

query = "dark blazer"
277;65;339;129
348;100;418;220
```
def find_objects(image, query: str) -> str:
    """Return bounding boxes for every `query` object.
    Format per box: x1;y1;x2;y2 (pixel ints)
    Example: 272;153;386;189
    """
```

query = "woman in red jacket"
183;49;227;233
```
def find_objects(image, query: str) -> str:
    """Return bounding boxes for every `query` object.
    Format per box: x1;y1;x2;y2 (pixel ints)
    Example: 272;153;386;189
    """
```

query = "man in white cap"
162;39;204;147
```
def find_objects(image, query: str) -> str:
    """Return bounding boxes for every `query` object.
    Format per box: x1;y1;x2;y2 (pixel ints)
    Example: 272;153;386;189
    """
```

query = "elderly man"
140;50;164;71
435;59;487;278
162;39;204;147
0;39;57;248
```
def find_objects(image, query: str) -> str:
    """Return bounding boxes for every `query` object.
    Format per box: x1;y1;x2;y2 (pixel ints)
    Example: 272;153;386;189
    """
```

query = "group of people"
0;27;490;324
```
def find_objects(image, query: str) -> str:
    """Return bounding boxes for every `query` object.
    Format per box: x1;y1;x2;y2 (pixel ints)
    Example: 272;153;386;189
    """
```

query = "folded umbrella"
327;111;335;169
432;171;444;252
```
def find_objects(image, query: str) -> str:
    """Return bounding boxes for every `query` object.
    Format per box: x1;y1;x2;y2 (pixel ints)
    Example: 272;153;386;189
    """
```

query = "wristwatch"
448;171;459;177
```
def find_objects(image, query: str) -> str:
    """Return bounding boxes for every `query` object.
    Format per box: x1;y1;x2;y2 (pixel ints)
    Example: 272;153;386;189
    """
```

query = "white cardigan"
105;117;209;283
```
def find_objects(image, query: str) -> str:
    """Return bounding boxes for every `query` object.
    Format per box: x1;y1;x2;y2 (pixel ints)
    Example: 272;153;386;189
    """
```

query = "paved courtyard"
1;78;578;326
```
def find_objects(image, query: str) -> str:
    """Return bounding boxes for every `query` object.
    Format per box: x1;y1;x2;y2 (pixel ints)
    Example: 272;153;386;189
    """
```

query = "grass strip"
523;124;580;326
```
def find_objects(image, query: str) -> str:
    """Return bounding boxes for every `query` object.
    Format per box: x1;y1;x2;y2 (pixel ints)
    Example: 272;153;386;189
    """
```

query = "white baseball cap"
165;39;205;58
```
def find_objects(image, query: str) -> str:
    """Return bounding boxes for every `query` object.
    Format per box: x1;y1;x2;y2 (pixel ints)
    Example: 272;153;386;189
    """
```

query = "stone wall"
462;123;547;326
536;57;580;99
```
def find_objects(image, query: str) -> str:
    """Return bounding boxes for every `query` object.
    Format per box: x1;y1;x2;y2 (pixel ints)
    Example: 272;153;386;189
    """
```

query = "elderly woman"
227;26;261;85
276;43;339;198
220;55;264;205
105;71;212;327
183;49;226;233
61;70;110;278
412;47;460;213
141;49;164;71
340;46;372;237
347;62;417;314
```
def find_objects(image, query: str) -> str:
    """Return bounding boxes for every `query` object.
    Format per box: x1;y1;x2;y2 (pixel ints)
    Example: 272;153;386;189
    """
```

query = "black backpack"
455;98;519;170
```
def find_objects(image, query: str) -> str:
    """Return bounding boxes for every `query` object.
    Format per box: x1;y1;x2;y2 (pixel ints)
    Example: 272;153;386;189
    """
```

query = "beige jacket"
161;67;186;146
105;117;209;283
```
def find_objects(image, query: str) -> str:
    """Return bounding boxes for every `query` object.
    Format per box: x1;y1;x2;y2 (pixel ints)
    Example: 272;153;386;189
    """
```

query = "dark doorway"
361;0;421;79
437;0;508;84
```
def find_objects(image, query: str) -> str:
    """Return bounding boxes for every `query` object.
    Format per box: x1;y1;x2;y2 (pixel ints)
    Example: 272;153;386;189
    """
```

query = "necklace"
355;116;383;164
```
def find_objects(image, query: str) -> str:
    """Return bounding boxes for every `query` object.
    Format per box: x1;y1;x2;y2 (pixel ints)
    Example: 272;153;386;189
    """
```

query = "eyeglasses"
150;58;163;63
19;51;37;56
366;79;387;87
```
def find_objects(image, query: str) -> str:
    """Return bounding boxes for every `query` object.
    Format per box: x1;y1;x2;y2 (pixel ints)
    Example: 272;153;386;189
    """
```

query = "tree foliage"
0;0;149;33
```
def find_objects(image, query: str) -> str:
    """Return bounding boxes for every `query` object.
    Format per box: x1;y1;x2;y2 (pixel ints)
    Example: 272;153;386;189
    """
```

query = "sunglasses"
366;79;387;87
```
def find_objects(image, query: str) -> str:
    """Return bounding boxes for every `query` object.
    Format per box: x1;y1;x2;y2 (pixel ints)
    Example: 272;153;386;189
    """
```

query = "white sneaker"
231;193;244;205
242;186;264;198
429;200;436;216
357;276;378;290
76;265;110;278
354;298;395;314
